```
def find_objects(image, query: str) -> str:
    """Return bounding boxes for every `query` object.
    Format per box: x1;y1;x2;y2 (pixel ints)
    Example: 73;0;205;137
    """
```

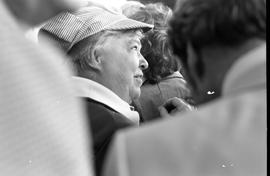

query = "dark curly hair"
140;30;181;83
127;3;181;83
168;0;266;70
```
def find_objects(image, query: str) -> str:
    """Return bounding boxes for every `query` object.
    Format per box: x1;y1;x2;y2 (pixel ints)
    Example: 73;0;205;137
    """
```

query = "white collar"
72;77;139;125
222;43;266;96
168;71;184;78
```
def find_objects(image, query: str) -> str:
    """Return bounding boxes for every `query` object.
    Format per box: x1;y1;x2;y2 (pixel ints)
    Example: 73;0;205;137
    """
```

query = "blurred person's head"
121;1;145;17
125;2;173;30
144;3;172;29
140;0;177;9
39;7;153;103
169;0;266;105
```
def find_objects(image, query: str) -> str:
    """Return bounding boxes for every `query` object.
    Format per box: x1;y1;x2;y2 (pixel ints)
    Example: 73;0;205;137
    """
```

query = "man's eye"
131;45;139;50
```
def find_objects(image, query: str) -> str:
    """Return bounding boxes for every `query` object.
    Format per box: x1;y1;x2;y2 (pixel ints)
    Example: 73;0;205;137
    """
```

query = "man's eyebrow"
127;39;141;46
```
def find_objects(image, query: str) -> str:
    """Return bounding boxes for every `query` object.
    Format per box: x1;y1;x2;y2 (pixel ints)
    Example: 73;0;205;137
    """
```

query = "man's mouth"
134;74;143;79
134;74;143;86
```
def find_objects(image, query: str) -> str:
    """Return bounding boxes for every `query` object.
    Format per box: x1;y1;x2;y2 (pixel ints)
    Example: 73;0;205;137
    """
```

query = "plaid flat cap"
39;6;153;52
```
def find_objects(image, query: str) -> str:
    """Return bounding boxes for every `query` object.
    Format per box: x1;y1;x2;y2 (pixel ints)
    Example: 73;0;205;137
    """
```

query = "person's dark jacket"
84;98;134;176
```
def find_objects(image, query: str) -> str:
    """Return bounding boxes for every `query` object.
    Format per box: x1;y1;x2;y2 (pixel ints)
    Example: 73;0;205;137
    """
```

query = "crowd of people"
0;0;266;176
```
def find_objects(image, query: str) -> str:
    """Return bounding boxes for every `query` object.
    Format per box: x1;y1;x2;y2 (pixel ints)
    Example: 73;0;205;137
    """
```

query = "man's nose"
139;55;148;70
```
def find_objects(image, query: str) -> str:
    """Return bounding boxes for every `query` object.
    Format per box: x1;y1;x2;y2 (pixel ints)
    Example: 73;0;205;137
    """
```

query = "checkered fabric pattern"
40;6;153;52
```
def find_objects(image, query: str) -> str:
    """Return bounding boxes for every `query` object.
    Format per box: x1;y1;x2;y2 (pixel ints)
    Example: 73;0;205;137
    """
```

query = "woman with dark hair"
123;3;193;122
139;29;192;121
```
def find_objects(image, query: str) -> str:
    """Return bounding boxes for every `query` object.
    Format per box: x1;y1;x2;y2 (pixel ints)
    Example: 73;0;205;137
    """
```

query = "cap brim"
106;18;153;33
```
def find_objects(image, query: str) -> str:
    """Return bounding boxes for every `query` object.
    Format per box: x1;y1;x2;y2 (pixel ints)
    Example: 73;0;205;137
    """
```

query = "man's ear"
87;46;102;71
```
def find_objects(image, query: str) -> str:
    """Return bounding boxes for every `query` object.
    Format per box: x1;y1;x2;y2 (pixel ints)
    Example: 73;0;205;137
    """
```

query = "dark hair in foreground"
168;0;266;68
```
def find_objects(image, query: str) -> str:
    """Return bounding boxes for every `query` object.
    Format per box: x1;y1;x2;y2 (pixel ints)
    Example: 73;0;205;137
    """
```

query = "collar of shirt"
72;76;139;125
167;71;184;79
166;71;184;79
222;43;266;96
153;71;185;82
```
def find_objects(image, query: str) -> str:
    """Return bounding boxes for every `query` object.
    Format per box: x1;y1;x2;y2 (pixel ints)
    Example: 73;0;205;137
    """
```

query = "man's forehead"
109;30;143;42
127;37;142;46
124;30;144;42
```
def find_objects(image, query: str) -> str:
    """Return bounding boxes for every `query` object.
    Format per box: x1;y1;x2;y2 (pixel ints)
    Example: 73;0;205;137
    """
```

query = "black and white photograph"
0;0;266;175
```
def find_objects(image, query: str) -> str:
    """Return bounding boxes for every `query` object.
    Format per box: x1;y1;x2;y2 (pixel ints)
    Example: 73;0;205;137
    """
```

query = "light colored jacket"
102;44;266;176
139;71;191;122
0;2;93;176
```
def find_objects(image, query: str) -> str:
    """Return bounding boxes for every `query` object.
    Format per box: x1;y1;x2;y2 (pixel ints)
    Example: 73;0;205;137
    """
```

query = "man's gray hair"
68;29;143;76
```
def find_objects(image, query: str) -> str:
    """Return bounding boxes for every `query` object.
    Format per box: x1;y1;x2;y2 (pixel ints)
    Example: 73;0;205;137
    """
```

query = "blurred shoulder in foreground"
0;1;94;176
102;0;266;175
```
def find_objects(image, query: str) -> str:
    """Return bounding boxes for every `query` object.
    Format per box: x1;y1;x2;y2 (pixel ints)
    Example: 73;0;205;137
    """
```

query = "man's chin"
130;89;141;102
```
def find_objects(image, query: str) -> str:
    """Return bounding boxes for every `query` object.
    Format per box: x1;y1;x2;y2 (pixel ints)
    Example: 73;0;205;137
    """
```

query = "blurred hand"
159;97;195;117
4;0;123;26
4;0;87;25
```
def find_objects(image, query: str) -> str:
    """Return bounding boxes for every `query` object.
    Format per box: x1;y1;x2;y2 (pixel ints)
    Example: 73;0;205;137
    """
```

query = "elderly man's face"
97;31;148;103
